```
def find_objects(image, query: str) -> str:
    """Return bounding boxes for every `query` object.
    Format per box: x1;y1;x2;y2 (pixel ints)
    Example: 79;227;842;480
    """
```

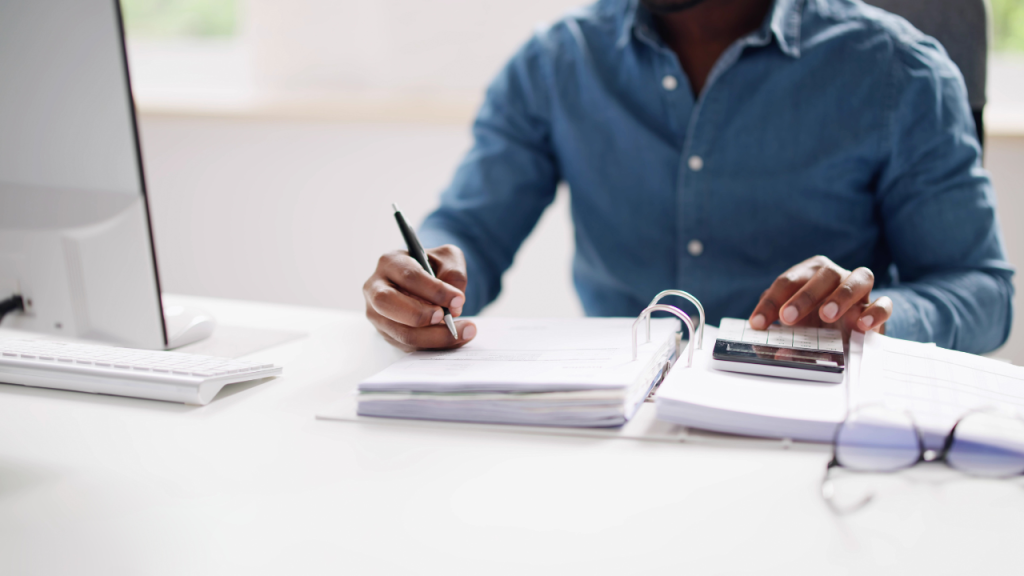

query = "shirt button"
662;75;678;91
688;155;703;171
687;239;704;257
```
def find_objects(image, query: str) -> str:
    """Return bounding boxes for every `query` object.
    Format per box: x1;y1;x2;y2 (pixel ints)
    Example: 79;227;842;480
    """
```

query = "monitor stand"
163;304;216;349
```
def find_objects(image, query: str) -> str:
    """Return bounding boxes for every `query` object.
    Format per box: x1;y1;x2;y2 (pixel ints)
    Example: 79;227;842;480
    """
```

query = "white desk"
1;295;1021;575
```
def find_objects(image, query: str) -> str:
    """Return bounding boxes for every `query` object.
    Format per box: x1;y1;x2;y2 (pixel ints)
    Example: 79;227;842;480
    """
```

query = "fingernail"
431;309;443;325
751;314;766;329
822;302;838;321
450;296;465;309
781;306;799;324
461;324;476;340
860;315;874;329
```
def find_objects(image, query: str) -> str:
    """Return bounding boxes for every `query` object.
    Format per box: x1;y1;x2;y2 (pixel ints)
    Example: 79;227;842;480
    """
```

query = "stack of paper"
654;326;850;442
357;318;681;427
852;332;1024;448
657;321;1024;445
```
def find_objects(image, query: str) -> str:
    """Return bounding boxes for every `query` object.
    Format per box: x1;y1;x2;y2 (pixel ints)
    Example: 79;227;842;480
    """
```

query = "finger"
368;305;477;350
856;296;893;333
779;265;845;325
749;268;816;329
818;267;875;323
428;245;468;292
368;306;467;351
427;245;468;315
364;278;446;328
381;252;464;308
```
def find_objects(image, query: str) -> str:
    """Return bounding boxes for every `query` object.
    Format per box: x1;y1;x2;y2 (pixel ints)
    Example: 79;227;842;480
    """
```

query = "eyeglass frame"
821;405;1024;514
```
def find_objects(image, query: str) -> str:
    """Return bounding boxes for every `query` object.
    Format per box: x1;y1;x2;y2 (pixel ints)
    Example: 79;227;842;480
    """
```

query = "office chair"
865;0;990;147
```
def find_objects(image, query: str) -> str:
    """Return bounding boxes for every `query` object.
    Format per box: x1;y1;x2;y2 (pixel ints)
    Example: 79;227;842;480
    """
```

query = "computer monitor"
0;0;210;349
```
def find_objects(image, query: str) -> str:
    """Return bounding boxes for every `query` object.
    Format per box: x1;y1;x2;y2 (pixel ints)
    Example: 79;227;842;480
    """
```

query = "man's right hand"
363;244;477;351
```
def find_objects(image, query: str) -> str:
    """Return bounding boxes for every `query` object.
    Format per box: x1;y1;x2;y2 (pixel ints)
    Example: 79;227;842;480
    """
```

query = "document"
655;326;849;442
360;318;679;393
357;317;682;427
853;331;1024;443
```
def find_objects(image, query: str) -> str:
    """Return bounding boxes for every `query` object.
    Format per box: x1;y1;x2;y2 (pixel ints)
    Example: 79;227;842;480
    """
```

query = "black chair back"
865;0;989;146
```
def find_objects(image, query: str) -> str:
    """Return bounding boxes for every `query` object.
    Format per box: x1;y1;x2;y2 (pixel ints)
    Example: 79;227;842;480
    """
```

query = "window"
120;0;238;39
990;0;1024;133
992;0;1024;52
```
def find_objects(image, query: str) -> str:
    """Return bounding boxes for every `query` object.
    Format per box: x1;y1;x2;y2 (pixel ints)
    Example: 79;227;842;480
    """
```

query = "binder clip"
646;290;705;350
632;304;695;368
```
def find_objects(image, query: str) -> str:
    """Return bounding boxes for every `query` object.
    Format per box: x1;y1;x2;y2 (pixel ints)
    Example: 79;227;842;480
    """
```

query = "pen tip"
391;203;400;214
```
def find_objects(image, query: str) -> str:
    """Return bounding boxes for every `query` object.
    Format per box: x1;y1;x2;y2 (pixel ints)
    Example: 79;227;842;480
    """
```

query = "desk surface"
1;295;1021;575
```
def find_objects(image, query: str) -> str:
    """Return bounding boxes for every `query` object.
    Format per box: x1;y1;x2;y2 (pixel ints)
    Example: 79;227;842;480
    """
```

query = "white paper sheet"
656;326;850;442
359;317;680;393
318;393;795;450
853;331;1024;443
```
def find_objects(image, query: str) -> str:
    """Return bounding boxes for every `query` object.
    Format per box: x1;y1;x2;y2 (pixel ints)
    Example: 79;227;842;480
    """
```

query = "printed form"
854;332;1024;439
360;318;681;393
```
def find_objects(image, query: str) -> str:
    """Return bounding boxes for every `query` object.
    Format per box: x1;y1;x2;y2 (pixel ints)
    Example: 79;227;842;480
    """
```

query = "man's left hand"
748;255;892;336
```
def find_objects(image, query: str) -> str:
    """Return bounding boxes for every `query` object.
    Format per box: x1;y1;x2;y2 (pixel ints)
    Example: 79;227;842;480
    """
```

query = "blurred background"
121;0;1024;358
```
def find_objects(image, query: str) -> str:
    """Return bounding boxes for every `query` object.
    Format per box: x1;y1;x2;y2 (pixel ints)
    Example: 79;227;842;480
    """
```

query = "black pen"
392;203;458;339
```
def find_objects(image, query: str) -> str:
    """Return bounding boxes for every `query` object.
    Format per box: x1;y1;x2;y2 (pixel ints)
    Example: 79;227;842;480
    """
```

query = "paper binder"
633;304;695;367
632;290;704;403
348;292;707;429
645;289;705;351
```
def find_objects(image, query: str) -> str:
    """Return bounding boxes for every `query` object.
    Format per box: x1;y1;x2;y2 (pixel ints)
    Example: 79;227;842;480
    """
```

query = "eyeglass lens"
835;406;919;472
947;412;1024;477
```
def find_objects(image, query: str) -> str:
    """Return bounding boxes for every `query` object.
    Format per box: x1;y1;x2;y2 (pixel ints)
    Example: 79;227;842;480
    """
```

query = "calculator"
711;318;845;384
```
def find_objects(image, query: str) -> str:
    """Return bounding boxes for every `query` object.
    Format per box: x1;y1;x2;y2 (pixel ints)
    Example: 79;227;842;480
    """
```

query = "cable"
0;295;24;325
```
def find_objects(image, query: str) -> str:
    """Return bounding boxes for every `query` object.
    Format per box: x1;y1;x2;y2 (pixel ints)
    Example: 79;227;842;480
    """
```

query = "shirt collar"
617;0;803;59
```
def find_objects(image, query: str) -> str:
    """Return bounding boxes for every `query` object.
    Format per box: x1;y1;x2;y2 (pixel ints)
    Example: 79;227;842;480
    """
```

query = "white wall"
244;0;584;100
137;117;583;320
986;135;1024;361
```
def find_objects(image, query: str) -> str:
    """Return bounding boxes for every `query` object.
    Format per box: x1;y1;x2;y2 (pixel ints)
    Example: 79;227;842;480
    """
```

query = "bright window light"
120;0;238;38
992;0;1024;53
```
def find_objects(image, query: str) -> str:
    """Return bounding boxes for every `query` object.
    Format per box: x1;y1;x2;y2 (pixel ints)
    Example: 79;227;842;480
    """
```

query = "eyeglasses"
821;405;1024;514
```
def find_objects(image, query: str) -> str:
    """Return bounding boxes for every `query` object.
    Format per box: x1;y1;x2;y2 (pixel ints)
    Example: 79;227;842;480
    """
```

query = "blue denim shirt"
420;0;1014;353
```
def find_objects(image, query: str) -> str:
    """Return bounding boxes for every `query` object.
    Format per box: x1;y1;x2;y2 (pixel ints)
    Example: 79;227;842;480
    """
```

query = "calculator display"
712;340;845;373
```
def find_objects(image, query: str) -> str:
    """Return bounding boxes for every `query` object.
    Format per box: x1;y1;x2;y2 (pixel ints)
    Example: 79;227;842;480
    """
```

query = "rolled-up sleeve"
873;33;1014;353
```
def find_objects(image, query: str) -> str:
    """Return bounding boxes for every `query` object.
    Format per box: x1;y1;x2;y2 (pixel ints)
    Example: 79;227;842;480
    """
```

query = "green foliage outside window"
119;0;237;38
119;0;1023;49
991;0;1024;51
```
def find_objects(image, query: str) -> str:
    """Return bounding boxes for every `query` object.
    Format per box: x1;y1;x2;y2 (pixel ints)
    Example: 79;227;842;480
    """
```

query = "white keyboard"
0;339;282;405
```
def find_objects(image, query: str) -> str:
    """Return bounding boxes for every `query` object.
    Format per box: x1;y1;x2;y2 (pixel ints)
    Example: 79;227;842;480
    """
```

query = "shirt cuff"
871;288;926;343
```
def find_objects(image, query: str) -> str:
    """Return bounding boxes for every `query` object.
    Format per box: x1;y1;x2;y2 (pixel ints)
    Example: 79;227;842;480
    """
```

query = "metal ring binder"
646;290;705;350
632;304;695;368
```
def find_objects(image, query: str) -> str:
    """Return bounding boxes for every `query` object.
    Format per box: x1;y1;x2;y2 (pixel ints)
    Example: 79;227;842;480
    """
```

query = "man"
363;0;1013;353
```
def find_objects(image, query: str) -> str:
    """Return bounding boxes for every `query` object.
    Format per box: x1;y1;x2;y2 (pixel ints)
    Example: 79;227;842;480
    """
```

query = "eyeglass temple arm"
820;458;875;515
